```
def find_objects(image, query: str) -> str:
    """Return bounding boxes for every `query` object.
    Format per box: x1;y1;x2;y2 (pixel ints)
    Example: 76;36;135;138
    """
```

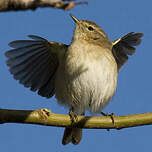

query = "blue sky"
0;0;152;151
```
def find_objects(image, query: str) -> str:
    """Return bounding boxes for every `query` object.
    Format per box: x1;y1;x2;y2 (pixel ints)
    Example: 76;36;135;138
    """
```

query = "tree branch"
0;108;152;130
0;0;88;12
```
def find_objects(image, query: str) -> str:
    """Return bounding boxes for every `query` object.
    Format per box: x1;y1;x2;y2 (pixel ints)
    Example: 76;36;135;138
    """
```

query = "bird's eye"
88;26;94;31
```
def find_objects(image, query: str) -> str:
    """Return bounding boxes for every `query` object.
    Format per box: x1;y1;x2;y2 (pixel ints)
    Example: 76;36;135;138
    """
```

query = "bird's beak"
70;14;80;24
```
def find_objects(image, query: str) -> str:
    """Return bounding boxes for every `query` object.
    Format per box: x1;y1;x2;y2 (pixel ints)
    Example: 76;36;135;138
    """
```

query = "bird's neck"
69;38;115;65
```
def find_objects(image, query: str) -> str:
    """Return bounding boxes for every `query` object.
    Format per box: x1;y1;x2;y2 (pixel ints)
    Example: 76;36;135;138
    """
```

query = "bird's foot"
69;109;78;124
101;112;115;124
101;111;115;131
39;108;51;120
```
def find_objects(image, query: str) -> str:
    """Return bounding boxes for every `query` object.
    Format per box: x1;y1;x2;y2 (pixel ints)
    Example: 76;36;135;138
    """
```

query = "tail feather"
62;128;82;145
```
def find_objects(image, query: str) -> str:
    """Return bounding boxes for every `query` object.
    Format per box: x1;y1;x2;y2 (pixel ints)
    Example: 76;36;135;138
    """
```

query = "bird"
5;14;143;145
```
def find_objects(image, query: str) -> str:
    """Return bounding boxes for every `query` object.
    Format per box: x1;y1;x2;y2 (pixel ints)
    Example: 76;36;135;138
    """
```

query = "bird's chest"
55;43;117;113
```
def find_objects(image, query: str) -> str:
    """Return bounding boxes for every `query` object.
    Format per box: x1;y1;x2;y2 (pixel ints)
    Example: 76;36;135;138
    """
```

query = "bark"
0;0;88;11
0;108;152;130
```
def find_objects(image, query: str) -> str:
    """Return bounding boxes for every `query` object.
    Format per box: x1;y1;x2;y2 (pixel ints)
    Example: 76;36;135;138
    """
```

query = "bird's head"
70;14;111;48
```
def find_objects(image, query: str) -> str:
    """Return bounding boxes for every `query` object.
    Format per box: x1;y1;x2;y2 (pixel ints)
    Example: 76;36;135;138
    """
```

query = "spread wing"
112;32;143;71
5;35;68;98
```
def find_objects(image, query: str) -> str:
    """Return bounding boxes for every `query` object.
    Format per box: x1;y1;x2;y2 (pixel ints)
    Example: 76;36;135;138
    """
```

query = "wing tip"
132;32;144;39
5;51;10;58
8;41;16;48
28;35;47;41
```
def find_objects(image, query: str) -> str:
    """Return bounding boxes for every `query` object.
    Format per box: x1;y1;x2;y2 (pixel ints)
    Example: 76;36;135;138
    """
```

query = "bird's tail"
62;127;82;145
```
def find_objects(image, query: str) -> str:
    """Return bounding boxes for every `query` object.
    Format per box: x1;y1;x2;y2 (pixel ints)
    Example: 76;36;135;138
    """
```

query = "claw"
39;108;51;120
69;109;78;124
101;111;115;131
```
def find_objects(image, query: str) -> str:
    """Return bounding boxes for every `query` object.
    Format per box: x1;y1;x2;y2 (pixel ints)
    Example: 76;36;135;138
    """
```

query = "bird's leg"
101;111;115;131
69;107;78;124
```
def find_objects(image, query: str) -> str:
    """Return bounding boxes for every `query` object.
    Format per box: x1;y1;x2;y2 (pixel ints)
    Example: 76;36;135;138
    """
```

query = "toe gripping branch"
101;112;116;131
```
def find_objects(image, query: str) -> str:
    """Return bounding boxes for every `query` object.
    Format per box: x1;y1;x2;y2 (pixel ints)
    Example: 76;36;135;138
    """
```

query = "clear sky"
0;0;152;151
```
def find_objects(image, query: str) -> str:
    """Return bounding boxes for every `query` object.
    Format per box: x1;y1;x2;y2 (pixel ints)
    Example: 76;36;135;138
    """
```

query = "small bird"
5;14;143;145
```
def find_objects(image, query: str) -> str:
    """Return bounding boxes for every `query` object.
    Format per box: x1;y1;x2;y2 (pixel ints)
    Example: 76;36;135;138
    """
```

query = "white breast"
55;41;117;114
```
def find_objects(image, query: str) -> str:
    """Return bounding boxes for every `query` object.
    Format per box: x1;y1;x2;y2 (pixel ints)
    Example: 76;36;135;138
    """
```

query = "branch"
0;0;88;12
0;108;152;130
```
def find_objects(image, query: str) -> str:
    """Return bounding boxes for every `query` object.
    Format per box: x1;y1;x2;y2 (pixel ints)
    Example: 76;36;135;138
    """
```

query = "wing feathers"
5;44;44;59
9;51;47;74
18;54;51;87
28;35;47;41
5;35;67;98
38;73;56;98
9;40;43;48
6;47;46;67
112;32;143;70
121;32;143;46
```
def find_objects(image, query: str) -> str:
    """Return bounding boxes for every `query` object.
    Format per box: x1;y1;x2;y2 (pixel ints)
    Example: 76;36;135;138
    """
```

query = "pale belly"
55;48;117;114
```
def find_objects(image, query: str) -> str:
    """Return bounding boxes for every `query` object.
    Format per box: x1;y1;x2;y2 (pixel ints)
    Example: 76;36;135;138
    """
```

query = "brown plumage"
5;14;143;145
